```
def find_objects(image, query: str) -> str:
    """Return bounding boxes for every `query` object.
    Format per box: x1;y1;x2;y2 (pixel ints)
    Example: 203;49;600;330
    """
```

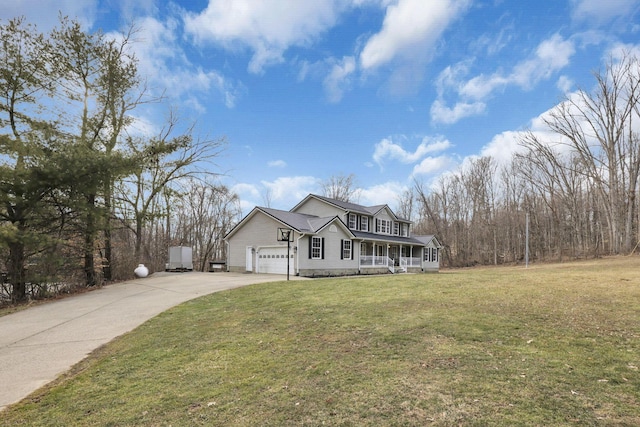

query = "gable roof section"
224;206;356;240
291;194;368;215
260;207;318;233
413;235;442;248
292;194;411;222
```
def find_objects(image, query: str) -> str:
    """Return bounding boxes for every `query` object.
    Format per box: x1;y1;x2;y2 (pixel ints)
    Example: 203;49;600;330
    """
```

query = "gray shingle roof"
302;194;410;222
260;207;339;234
307;194;372;215
352;230;426;245
413;235;441;247
225;196;424;242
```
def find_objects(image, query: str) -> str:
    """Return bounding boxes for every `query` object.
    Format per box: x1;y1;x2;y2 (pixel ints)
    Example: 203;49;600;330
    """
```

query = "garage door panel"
257;248;291;274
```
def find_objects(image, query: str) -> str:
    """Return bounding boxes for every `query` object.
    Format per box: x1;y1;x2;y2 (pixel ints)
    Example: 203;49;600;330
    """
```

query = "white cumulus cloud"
323;56;357;103
116;16;244;112
478;131;526;168
373;136;452;167
360;0;470;70
359;182;408;207
412;155;455;176
430;99;486;125
261;176;320;204
184;0;344;74
432;33;576;125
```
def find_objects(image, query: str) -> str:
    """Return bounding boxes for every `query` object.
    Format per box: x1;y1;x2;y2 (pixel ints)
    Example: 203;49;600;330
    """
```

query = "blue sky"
3;0;640;215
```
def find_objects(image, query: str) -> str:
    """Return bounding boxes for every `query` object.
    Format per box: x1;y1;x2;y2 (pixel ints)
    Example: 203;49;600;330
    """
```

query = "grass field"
1;257;639;426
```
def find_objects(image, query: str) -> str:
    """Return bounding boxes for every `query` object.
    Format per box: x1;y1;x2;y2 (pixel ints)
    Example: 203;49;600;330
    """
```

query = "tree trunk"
9;236;26;303
84;193;97;287
103;177;114;281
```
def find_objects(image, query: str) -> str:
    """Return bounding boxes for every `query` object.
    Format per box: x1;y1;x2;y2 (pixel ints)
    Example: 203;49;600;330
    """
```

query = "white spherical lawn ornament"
134;264;149;278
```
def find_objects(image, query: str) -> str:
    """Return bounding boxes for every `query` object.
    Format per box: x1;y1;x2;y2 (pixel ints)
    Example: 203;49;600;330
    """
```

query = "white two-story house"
224;194;441;276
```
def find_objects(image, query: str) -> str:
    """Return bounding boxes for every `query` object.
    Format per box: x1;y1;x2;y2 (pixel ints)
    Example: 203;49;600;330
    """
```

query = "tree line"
265;53;640;269
0;18;240;303
3;16;637;304
412;53;640;267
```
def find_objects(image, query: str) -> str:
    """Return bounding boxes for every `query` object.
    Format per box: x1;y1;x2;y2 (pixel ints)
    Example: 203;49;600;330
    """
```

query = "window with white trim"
348;213;357;229
360;216;368;231
393;222;399;235
311;237;322;259
342;239;352;260
376;218;391;234
424;247;439;262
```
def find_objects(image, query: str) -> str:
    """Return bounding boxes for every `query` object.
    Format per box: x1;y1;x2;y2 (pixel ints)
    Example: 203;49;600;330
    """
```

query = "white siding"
227;211;297;273
297;224;358;274
422;242;440;272
293;198;344;218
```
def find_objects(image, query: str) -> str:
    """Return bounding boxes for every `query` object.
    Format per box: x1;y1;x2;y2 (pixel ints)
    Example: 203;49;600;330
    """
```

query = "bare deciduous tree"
321;173;360;202
541;52;640;253
115;115;226;267
173;179;241;271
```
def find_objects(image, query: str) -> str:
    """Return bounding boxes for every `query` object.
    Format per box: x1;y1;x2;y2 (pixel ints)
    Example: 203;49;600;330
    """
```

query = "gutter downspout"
225;240;229;272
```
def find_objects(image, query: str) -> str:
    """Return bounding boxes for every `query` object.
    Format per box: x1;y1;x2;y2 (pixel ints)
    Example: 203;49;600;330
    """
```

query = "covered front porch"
359;241;422;273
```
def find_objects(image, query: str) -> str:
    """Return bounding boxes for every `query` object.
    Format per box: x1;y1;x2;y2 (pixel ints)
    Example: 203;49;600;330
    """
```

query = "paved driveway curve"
0;272;305;411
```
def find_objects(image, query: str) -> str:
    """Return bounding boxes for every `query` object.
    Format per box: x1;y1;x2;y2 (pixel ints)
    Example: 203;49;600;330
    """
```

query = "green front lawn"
2;258;639;426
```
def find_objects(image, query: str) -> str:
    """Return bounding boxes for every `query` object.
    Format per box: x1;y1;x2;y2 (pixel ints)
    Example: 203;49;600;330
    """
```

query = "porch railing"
359;255;389;267
360;256;423;268
401;257;422;267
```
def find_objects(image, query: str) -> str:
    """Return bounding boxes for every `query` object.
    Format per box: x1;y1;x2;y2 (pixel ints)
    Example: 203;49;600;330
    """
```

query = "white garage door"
257;247;291;274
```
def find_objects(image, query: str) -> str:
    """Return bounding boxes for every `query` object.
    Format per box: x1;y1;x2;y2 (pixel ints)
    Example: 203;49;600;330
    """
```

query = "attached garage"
257;247;292;275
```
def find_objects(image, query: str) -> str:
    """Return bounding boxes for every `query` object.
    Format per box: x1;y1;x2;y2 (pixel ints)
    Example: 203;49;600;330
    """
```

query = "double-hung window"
424;247;439;262
376;218;391;234
341;239;352;260
311;237;323;259
348;213;357;230
360;216;368;231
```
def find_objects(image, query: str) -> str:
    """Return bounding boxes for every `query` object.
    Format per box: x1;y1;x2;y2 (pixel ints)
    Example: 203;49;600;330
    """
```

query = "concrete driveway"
0;271;306;411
